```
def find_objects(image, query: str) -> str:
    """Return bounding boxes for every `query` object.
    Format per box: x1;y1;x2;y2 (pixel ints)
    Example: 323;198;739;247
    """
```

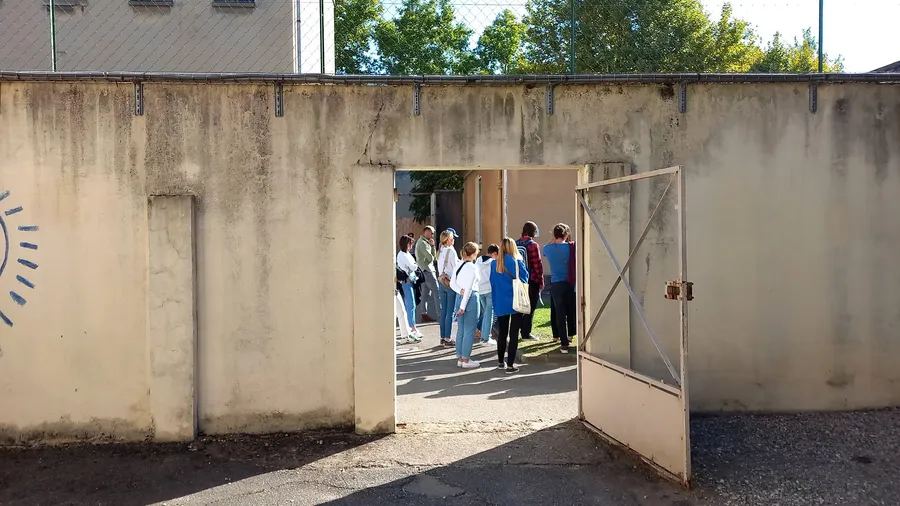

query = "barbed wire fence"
0;0;843;75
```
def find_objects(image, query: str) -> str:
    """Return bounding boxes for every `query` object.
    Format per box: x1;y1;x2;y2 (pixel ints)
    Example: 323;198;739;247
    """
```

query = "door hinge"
664;280;694;301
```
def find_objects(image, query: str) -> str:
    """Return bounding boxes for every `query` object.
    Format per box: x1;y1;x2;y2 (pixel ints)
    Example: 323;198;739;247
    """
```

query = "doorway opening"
392;167;581;428
390;163;694;486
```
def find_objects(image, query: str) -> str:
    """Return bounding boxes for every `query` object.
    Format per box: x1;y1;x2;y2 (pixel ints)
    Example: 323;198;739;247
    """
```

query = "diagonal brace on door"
578;185;680;385
581;173;674;350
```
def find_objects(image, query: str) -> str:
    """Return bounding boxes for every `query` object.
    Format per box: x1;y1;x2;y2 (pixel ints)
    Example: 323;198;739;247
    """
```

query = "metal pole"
319;0;325;74
502;170;508;236
49;0;57;71
569;0;575;74
817;0;823;72
430;192;436;228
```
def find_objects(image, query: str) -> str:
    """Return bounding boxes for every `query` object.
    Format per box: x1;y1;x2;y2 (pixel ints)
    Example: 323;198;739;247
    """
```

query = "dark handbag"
396;267;409;282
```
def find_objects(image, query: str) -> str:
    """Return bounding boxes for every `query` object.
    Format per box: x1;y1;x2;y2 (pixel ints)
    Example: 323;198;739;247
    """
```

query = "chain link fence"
0;0;843;74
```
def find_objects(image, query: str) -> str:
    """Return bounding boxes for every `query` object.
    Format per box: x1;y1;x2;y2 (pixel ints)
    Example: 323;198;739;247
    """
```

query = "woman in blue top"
489;237;529;373
542;223;576;353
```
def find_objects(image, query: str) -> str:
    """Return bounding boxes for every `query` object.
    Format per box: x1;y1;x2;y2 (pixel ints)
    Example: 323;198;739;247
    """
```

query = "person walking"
397;235;424;341
543;224;577;353
516;222;544;341
490;237;529;373
436;228;460;346
450;242;482;368
414;226;441;323
475;244;499;346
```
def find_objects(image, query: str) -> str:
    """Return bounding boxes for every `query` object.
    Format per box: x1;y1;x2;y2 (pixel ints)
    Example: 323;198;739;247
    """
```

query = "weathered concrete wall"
0;79;898;443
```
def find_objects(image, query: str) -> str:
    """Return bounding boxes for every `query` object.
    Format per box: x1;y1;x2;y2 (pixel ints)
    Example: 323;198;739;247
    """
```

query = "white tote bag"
511;255;531;314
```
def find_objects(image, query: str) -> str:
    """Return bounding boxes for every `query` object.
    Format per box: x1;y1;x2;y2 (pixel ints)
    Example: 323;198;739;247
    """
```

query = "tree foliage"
335;0;383;73
750;28;843;73
475;10;527;74
373;0;476;74
408;171;466;223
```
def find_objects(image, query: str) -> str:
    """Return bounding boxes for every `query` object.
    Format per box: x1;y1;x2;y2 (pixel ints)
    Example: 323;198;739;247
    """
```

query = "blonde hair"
439;230;455;246
460;241;480;259
496;237;519;275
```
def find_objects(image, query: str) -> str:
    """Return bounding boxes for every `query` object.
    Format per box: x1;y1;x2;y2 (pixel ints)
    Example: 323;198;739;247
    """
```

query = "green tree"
408;171;465;223
474;10;527;74
373;0;476;75
335;0;382;74
750;29;843;72
521;0;762;73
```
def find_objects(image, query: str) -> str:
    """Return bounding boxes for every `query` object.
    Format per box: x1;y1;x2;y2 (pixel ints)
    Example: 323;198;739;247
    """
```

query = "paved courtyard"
395;321;578;425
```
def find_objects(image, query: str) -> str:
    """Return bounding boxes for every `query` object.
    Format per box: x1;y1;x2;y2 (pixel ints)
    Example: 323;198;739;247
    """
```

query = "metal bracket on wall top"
412;84;421;116
809;83;818;114
274;83;284;117
134;82;144;116
678;84;687;113
546;85;555;115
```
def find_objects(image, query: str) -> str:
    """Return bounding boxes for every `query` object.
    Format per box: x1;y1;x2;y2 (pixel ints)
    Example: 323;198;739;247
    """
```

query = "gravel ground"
691;409;900;506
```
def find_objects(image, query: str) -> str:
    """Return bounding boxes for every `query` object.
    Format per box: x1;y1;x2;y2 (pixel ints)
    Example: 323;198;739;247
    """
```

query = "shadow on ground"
0;410;899;505
0;430;382;506
396;322;575;402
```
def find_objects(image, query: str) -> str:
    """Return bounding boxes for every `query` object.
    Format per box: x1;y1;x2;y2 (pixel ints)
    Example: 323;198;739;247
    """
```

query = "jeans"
401;281;416;329
477;292;494;342
455;294;480;359
496;313;524;367
416;270;441;321
519;281;541;339
394;289;410;339
437;283;455;339
550;281;577;346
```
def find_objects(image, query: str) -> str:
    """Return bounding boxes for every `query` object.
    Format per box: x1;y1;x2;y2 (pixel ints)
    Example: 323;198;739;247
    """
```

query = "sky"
438;0;898;72
701;0;898;72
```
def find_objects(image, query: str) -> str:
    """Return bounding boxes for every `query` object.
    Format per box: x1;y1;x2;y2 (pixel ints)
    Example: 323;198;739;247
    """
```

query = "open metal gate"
575;164;692;486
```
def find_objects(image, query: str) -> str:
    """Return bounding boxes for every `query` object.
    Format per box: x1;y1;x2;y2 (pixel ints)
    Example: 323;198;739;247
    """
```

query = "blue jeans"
401;281;416;329
455;294;480;359
438;283;455;339
477;292;494;342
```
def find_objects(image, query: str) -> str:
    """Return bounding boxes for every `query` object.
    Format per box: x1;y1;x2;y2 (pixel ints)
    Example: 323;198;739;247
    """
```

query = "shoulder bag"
508;256;531;314
438;248;453;288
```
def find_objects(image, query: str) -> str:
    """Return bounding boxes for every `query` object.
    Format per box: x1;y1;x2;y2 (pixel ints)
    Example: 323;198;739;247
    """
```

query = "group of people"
395;221;577;373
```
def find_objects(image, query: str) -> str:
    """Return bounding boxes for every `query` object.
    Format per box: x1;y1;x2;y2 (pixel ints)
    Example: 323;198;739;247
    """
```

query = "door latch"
664;280;693;301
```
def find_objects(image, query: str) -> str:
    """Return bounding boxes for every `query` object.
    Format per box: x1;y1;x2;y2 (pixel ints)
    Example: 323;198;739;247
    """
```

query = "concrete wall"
1;79;899;442
0;0;294;72
507;170;578;243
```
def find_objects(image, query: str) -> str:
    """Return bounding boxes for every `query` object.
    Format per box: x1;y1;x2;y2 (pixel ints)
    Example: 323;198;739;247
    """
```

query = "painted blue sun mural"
0;190;38;327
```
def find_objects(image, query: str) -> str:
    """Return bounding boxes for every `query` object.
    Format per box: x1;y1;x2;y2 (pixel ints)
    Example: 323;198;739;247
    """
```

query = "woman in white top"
396;235;423;341
436;229;459;346
451;242;482;368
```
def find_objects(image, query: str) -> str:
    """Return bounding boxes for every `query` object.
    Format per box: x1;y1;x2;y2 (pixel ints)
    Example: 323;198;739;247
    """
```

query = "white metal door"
575;164;692;486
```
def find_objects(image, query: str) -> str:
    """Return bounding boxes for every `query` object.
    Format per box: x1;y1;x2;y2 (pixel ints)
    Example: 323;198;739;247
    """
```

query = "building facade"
0;0;333;73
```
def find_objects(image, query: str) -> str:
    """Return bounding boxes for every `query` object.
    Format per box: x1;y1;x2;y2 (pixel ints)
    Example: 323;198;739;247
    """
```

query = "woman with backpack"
397;235;424;342
490;237;530;373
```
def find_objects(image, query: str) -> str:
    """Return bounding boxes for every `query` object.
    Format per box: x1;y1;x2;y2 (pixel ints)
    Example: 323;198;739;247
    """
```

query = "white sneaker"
460;359;481;369
483;338;497;346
